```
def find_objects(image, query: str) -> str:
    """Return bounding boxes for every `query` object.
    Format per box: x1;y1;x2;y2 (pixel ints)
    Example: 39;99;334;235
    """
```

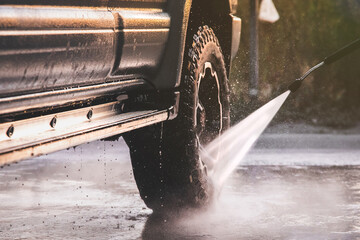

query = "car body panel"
111;10;170;76
0;2;172;97
0;6;115;97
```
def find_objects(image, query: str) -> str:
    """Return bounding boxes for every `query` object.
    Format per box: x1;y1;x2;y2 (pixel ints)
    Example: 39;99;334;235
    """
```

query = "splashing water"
202;90;291;189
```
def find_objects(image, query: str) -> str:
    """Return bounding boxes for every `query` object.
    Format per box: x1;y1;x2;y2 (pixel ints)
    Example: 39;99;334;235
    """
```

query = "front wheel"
124;26;230;211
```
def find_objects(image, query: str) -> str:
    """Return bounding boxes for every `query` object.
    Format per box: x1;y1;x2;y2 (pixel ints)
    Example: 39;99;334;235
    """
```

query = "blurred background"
230;0;360;128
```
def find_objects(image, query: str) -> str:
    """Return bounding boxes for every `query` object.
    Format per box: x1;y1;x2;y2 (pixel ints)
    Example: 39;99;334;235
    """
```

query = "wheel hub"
196;62;223;146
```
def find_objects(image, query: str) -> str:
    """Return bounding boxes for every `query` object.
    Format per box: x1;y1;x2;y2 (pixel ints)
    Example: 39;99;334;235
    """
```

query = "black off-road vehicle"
0;0;241;210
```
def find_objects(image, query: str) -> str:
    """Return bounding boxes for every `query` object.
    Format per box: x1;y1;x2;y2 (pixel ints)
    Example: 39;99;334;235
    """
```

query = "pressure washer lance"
289;37;360;93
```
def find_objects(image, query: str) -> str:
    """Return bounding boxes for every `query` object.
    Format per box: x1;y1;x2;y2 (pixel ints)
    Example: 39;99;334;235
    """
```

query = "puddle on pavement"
1;140;360;239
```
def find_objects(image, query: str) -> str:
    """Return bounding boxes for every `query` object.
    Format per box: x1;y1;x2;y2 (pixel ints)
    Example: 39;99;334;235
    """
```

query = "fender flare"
153;0;236;89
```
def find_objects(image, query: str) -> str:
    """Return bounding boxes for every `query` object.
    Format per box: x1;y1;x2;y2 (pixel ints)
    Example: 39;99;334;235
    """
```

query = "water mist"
203;37;360;190
202;91;290;189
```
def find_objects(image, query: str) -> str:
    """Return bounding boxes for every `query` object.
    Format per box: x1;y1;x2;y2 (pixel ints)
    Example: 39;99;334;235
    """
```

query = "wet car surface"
1;126;360;239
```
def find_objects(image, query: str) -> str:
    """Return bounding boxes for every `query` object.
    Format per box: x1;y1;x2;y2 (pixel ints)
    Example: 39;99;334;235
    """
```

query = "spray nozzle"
288;79;303;93
288;61;324;93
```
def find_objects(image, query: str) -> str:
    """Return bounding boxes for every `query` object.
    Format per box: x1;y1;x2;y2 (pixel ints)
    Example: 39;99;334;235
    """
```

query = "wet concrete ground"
1;124;360;239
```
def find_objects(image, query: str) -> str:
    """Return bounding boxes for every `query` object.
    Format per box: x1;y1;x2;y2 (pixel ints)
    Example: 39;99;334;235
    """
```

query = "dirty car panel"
0;0;241;165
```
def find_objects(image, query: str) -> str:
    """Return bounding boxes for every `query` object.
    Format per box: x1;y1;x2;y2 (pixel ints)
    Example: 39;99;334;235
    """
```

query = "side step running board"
0;101;175;165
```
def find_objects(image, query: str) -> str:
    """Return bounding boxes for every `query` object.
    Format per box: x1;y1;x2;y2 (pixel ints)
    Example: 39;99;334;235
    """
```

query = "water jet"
203;37;360;188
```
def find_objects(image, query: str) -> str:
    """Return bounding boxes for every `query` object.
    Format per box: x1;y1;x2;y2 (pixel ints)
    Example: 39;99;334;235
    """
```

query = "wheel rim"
195;62;223;149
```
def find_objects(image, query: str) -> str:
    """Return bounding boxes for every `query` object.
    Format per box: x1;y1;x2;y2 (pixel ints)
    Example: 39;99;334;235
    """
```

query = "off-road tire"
124;26;230;211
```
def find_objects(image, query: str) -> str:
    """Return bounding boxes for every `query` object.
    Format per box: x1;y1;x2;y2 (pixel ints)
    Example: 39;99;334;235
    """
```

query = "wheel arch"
187;0;233;76
153;0;234;90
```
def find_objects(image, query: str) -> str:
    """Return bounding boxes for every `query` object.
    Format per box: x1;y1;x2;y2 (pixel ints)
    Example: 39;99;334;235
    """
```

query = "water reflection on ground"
1;138;360;239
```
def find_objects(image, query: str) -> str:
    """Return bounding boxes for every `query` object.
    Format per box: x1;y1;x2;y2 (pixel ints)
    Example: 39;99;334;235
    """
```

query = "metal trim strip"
0;112;169;165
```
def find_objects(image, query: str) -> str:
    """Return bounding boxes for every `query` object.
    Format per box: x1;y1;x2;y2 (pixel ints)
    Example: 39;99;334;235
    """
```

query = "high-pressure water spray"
289;38;360;93
205;37;360;190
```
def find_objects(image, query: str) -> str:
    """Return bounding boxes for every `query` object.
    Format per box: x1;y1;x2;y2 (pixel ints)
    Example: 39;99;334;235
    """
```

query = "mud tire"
124;26;230;211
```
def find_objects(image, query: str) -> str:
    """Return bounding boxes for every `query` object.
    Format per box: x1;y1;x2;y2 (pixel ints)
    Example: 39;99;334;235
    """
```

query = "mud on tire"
124;26;230;211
